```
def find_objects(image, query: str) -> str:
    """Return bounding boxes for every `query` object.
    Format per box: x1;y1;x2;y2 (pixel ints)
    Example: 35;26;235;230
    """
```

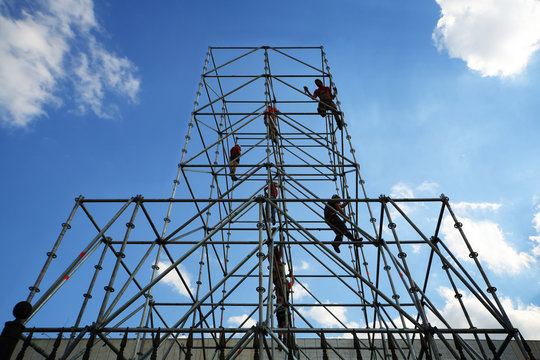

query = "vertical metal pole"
257;200;265;359
130;50;213;360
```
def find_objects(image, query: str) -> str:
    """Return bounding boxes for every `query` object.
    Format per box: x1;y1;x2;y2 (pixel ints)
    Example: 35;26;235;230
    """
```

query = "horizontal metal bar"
223;100;314;103
25;327;512;334
80;198;443;203
182;164;354;168
108;240;427;245
195;112;319;115
151;302;417;307
203;75;323;78
250;144;334;148
209;46;323;50
235;132;332;136
207;171;337;176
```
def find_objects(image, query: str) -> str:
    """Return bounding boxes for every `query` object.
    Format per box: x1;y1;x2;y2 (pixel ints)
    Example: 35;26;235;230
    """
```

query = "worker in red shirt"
275;273;294;343
264;105;279;143
324;195;360;253
269;243;294;343
229;143;241;181
264;181;279;225
304;79;343;130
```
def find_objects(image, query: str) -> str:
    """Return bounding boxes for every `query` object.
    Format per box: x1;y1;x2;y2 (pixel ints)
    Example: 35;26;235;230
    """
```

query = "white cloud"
300;302;354;328
328;321;362;339
390;183;414;198
441;209;536;275
227;314;256;328
435;286;540;339
452;202;502;213
433;0;540;77
157;261;194;297
529;205;540;256
291;283;310;301
0;0;140;127
416;181;439;195
388;181;439;217
296;260;310;271
389;183;415;216
391;181;440;198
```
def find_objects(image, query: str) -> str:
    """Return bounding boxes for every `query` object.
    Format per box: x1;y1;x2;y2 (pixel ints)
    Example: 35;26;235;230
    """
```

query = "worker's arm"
336;203;346;217
303;86;317;99
329;87;337;100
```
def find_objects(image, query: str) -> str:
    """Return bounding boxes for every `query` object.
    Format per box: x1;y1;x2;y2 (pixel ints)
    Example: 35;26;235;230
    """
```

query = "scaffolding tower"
2;46;536;360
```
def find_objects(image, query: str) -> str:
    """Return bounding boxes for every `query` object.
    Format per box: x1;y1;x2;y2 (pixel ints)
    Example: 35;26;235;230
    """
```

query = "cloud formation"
0;0;140;127
300;302;359;329
452;202;501;213
441;202;536;275
296;260;310;271
389;181;440;216
390;181;440;199
433;0;540;77
529;205;540;256
291;282;310;301
157;261;194;297
227;314;256;328
436;286;540;339
390;183;415;199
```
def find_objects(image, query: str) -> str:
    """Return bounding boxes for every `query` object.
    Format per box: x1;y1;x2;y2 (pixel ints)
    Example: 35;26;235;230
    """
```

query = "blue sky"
1;0;540;340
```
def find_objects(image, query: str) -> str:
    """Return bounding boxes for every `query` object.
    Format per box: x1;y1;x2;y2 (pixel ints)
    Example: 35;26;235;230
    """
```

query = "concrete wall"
11;337;540;359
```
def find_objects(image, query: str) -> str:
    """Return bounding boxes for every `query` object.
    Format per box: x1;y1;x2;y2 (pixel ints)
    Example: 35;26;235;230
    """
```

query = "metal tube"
28;198;134;323
27;196;83;302
100;198;257;328
98;201;141;322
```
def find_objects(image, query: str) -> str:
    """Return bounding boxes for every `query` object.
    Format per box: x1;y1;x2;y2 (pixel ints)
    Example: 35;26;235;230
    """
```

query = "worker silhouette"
264;181;279;225
324;195;360;253
229;143;241;181
269;243;294;343
264;105;280;143
304;79;343;130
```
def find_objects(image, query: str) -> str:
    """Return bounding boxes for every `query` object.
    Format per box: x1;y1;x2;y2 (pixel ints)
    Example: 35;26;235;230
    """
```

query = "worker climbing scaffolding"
264;105;280;143
324;194;361;253
268;239;294;345
264;180;279;225
304;79;343;130
10;46;534;360
229;143;241;181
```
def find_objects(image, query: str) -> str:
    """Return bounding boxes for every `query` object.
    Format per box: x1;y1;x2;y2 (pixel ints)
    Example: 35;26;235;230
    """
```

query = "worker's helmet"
314;79;323;86
332;194;340;199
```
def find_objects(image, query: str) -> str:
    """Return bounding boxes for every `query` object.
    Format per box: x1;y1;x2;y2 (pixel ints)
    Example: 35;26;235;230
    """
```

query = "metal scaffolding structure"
4;46;536;360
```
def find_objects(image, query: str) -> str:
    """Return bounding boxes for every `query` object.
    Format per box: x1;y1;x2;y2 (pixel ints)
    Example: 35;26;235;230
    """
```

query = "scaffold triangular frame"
4;46;536;360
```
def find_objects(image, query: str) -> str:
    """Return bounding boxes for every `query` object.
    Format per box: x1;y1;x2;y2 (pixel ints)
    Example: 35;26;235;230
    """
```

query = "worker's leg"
328;102;343;130
333;110;343;130
327;218;343;253
230;160;238;174
270;121;278;143
269;195;276;224
265;201;270;224
317;102;327;117
333;217;361;251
